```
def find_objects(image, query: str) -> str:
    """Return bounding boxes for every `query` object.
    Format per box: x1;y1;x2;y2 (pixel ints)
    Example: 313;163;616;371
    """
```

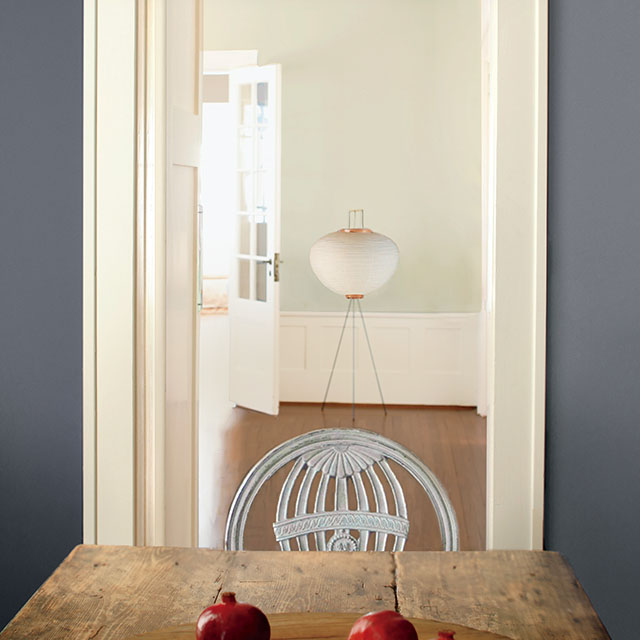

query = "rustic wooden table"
0;545;609;640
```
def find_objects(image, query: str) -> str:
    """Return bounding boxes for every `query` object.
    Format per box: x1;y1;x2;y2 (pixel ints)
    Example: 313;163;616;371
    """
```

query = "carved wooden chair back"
225;428;459;551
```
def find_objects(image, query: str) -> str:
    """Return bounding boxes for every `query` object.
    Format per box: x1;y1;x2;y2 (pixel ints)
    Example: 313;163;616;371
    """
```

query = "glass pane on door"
238;171;253;212
238;216;251;255
256;171;267;213
238;258;250;299
257;82;269;124
256;261;268;302
256;221;267;257
239;84;253;126
257;127;273;170
238;128;253;171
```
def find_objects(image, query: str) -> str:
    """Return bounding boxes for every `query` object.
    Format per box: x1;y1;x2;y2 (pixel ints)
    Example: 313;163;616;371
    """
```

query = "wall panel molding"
280;312;480;407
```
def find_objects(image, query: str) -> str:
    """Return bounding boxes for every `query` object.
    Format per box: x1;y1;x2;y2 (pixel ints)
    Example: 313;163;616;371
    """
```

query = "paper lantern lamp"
309;227;399;298
309;210;399;420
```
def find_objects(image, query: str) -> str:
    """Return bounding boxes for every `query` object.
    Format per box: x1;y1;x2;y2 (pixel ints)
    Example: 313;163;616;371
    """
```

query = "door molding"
83;0;200;547
485;0;548;549
134;0;167;547
83;0;137;545
83;0;547;549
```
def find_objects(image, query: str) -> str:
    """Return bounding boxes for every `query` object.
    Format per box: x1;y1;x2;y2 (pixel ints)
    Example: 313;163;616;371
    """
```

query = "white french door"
228;65;282;415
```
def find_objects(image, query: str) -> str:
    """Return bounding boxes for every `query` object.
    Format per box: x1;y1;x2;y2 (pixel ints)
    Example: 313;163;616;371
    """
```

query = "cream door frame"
83;0;200;547
84;0;137;545
486;0;548;550
83;0;548;549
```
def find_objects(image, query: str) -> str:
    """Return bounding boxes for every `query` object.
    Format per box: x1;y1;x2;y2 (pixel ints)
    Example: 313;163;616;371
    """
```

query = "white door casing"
228;65;282;416
485;0;548;550
83;0;547;549
84;0;137;545
164;0;202;547
82;0;202;547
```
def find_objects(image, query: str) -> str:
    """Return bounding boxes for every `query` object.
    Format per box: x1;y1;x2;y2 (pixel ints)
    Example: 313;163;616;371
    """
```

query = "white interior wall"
200;1;482;408
204;0;482;313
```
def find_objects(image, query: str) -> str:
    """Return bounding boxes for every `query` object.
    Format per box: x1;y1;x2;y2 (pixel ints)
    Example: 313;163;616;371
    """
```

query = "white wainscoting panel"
280;312;480;406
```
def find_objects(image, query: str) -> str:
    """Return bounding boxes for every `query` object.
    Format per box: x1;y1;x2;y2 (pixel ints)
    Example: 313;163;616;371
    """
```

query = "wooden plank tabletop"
0;546;610;640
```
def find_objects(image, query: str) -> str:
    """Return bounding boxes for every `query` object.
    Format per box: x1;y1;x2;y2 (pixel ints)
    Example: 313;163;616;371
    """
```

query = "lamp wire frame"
320;299;388;419
348;208;365;229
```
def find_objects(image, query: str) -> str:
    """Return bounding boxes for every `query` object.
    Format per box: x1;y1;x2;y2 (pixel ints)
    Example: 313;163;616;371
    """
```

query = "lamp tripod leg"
321;299;352;411
356;299;388;415
352;299;356;423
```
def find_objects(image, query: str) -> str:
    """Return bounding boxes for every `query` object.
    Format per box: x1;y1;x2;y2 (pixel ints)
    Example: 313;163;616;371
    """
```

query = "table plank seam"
0;547;611;640
390;553;399;612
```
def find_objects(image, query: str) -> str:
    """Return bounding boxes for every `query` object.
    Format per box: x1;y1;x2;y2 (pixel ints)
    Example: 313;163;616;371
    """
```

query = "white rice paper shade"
309;230;399;297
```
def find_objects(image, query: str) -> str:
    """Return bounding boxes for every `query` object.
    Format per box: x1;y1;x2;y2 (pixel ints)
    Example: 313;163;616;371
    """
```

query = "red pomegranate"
196;592;271;640
347;610;418;640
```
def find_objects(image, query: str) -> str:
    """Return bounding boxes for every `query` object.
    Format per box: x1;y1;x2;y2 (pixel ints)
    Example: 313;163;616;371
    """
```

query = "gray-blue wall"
545;1;640;638
1;0;639;636
0;0;83;629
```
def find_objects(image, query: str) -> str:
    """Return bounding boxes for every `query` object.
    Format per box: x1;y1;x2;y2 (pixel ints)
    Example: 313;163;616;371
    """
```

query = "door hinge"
274;252;280;282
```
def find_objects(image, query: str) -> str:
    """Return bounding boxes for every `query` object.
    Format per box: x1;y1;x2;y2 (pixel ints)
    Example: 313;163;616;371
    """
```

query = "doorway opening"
85;0;546;552
198;1;490;552
199;51;283;546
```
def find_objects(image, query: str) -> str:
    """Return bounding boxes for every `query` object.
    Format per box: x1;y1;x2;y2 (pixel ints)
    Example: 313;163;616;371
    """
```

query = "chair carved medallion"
225;428;459;552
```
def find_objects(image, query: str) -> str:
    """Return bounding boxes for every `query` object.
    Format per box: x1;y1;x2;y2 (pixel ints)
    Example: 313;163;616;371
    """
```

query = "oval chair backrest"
225;428;459;551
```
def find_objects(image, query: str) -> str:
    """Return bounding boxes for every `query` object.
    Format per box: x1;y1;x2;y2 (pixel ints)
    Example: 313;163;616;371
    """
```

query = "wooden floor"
203;403;486;551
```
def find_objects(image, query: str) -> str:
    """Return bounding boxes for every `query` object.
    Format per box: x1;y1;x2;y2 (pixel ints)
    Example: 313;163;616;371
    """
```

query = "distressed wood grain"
0;546;610;640
395;551;610;640
0;546;394;640
214;550;395;613
0;546;230;640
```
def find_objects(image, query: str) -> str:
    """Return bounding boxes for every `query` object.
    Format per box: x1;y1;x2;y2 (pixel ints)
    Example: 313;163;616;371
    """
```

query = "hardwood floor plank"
395;551;610;640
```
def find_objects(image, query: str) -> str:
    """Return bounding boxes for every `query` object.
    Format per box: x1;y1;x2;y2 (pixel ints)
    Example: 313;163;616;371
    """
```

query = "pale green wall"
204;0;481;312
